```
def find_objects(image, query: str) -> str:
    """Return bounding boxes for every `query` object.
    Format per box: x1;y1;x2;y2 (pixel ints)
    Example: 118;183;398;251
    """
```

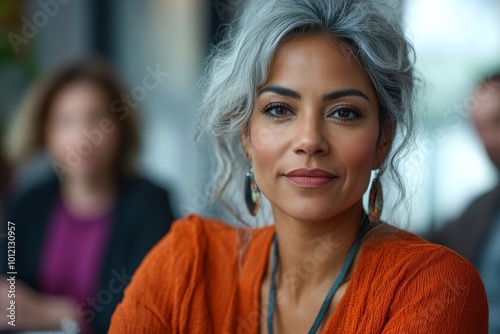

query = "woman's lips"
285;168;337;188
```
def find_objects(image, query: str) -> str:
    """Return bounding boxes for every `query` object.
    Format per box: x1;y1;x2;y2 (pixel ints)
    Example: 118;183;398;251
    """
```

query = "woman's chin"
71;165;103;179
277;207;340;223
273;198;362;224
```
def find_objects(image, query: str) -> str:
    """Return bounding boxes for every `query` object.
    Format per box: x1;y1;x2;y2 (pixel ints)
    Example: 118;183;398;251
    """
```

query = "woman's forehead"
262;35;376;101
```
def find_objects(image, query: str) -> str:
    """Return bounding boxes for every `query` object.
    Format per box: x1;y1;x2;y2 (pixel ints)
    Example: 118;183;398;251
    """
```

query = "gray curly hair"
197;0;417;226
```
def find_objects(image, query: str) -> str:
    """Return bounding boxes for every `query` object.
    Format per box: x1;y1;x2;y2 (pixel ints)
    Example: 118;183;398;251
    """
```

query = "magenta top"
38;197;113;312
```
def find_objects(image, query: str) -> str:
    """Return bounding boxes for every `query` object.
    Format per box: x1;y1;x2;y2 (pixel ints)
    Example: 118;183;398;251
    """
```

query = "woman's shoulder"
147;214;272;266
148;214;234;255
353;225;488;332
364;225;480;277
360;225;486;307
110;214;274;331
170;213;239;235
164;214;241;249
115;215;243;302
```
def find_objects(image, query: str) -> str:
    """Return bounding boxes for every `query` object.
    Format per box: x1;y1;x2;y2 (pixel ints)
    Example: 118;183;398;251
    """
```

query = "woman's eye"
263;104;294;118
329;107;363;122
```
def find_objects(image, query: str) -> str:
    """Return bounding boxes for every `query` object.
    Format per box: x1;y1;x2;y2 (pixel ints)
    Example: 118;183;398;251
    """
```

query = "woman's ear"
373;122;394;170
240;124;252;160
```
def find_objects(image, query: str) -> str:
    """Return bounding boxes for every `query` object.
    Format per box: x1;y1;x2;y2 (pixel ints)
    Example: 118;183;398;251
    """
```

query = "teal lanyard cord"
267;218;368;334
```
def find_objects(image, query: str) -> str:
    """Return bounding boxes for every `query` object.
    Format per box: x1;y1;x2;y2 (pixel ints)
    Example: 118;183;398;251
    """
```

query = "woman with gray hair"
110;0;488;332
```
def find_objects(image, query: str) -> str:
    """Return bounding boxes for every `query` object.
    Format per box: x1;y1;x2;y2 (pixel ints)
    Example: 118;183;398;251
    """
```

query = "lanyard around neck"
267;217;369;334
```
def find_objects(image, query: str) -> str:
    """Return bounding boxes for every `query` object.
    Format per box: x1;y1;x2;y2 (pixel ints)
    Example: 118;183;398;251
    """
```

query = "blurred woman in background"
428;72;500;334
1;59;175;333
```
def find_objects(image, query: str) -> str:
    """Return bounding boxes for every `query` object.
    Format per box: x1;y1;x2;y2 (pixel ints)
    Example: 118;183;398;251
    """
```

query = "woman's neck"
60;171;117;219
271;201;365;303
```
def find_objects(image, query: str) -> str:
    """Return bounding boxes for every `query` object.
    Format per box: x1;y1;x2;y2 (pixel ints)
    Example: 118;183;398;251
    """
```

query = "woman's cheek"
46;126;71;163
251;124;283;161
345;140;375;169
338;130;379;187
249;123;287;193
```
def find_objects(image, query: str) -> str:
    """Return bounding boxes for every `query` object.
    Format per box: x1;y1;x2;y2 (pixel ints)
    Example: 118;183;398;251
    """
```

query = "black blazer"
426;183;500;268
1;172;175;333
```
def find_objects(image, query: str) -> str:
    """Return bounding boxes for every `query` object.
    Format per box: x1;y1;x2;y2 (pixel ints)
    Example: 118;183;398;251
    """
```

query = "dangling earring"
245;168;261;216
368;170;383;223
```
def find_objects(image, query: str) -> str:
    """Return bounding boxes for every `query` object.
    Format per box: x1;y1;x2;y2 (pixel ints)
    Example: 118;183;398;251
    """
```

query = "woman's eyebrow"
258;85;301;99
322;89;370;102
258;85;370;103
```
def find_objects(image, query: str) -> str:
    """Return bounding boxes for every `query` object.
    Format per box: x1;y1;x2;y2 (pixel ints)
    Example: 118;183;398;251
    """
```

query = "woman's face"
45;81;120;179
243;35;391;222
472;82;500;170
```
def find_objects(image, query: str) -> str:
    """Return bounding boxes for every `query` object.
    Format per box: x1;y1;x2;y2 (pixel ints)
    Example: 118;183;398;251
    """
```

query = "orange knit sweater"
109;214;488;333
